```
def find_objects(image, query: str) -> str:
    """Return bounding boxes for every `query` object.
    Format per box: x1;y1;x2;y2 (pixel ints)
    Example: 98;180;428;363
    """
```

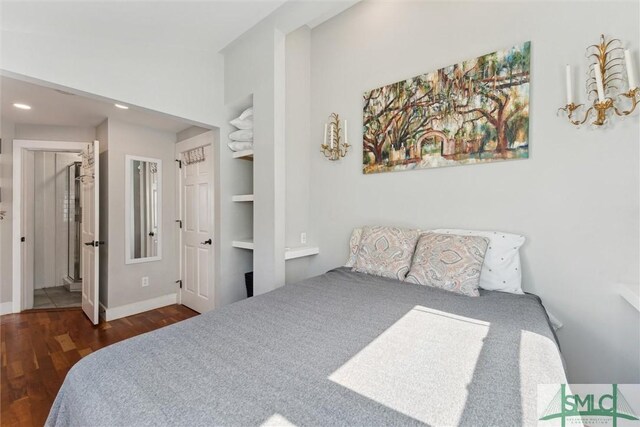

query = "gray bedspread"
46;268;566;426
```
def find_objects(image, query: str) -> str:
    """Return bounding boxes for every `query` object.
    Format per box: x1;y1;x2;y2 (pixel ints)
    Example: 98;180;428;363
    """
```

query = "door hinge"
176;279;182;289
175;219;182;229
175;159;182;169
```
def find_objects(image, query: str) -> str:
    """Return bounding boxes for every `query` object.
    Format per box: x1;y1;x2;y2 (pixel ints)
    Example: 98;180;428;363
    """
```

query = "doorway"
29;153;83;309
13;140;100;324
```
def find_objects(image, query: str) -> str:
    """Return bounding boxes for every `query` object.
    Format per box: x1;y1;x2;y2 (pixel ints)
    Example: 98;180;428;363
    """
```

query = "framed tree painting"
363;41;530;174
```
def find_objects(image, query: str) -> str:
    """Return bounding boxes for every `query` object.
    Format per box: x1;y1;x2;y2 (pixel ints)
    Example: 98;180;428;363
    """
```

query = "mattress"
46;267;566;426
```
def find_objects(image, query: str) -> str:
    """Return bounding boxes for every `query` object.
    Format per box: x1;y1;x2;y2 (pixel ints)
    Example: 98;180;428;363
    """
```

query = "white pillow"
230;116;253;130
344;228;363;267
229;129;253;142
227;141;253;152
434;229;525;294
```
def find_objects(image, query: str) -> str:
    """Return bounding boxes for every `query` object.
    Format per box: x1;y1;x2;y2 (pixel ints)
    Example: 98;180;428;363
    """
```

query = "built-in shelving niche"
228;94;255;297
229;94;318;297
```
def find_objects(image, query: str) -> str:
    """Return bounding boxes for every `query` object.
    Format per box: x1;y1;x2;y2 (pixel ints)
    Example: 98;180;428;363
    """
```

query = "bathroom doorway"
13;139;101;323
26;151;83;309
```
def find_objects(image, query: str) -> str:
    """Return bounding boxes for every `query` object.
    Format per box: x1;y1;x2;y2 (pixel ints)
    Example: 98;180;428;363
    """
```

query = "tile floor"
33;286;81;309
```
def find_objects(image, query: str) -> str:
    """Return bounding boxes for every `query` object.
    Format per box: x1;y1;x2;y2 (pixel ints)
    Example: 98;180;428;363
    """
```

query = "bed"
46;267;566;426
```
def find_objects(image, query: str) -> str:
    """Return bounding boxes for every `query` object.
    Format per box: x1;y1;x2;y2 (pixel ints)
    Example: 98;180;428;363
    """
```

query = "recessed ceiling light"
13;103;31;110
114;103;129;110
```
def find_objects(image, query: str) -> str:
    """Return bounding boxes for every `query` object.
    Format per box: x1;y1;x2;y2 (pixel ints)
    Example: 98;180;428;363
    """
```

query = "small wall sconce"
560;34;639;127
321;113;350;161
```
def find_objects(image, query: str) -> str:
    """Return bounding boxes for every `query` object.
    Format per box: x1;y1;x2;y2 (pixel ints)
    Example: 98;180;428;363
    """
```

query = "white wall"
0;120;16;306
14;125;95;143
0;124;95;304
177;126;211;143
102;119;178;308
285;26;313;284
1;29;225;127
307;1;639;383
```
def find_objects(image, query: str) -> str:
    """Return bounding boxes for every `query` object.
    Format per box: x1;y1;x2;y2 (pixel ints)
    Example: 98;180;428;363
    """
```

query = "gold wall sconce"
560;34;638;127
321;113;350;161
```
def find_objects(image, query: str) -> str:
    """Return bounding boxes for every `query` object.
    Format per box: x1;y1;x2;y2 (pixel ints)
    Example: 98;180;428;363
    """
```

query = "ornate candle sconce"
321;113;350;161
559;34;639;127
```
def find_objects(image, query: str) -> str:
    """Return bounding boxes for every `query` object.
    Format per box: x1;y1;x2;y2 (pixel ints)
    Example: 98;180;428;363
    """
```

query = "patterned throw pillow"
353;226;420;280
405;233;489;297
344;228;363;267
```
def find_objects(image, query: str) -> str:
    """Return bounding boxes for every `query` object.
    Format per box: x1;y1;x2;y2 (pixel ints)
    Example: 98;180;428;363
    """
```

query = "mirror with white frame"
125;155;162;264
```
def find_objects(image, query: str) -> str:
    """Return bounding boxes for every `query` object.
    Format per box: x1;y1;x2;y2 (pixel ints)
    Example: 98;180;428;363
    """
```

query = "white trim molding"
100;293;178;322
0;302;14;315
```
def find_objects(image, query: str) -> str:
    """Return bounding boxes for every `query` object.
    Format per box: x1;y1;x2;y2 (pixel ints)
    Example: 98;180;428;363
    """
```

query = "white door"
80;141;100;324
178;142;214;313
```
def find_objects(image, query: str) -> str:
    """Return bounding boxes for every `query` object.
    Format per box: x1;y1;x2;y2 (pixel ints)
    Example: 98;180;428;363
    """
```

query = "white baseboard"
102;293;178;322
0;302;13;315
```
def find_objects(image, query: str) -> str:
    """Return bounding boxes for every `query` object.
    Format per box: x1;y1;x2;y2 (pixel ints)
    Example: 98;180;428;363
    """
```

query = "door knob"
201;238;212;245
84;241;95;246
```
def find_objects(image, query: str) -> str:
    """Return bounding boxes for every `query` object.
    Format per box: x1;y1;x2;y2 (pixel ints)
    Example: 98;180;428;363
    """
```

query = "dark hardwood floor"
0;305;198;426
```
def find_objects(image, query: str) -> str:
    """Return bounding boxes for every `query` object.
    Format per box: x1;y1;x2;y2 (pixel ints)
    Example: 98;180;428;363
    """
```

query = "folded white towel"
229;107;254;129
238;107;253;120
229;129;253;142
230;116;253;130
227;141;253;152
